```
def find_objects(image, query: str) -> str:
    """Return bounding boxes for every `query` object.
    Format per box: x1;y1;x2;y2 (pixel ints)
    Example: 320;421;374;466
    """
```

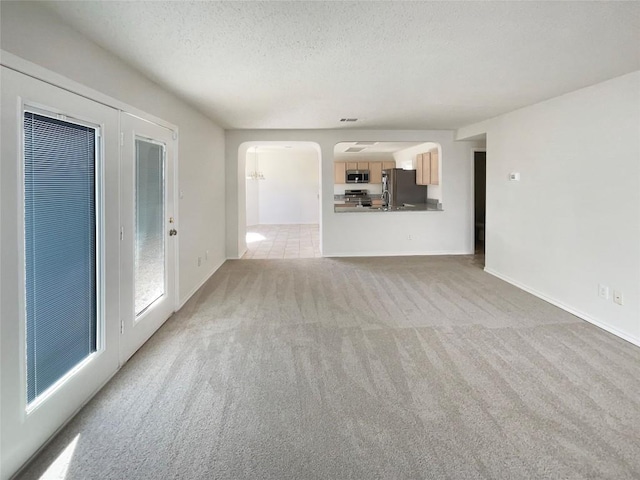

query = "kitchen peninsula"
334;191;442;213
333;141;443;213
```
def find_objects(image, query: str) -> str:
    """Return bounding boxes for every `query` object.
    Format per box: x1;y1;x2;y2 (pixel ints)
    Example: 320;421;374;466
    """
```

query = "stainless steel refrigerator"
382;168;428;207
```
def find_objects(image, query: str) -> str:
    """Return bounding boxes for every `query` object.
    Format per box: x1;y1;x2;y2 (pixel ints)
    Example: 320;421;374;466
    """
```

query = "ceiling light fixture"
246;146;265;181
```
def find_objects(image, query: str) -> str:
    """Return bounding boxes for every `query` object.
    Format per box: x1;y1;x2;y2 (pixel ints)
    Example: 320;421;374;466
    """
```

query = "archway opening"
238;141;322;259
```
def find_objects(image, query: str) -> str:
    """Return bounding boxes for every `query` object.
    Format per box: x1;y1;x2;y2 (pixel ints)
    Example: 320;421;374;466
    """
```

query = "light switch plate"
598;284;609;300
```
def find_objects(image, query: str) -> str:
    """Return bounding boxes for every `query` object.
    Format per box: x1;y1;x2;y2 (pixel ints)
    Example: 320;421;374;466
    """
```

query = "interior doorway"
243;142;321;259
474;151;487;261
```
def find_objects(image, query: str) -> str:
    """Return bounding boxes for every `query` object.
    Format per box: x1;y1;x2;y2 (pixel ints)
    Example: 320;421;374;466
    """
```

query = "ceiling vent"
344;147;366;153
340;118;358;122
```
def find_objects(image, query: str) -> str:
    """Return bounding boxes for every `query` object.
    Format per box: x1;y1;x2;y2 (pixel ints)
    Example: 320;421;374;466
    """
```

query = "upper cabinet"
334;162;347;184
382;161;396;171
415;150;439;185
369;162;382;184
333;160;396;184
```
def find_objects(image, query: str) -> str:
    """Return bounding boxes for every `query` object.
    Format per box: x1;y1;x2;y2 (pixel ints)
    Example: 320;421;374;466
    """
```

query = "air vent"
340;118;358;122
344;147;366;153
355;141;377;146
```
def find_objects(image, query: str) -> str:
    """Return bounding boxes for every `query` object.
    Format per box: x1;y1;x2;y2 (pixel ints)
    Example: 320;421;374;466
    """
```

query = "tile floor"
243;224;321;259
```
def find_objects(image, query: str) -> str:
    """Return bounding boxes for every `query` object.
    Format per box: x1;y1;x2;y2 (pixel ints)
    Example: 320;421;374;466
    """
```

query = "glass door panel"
135;138;165;316
24;111;99;405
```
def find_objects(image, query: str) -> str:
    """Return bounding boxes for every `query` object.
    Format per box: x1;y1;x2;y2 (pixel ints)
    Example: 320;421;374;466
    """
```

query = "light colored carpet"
18;256;640;479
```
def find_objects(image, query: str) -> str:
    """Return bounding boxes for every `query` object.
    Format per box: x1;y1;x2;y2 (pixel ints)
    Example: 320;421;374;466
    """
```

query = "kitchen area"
333;141;443;212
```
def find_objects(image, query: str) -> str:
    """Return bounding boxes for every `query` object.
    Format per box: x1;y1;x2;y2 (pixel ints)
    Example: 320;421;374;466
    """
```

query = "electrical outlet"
197;256;202;267
613;291;623;306
598;284;609;300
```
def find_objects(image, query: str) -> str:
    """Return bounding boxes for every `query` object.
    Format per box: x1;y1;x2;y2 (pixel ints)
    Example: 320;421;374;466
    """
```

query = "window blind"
24;112;98;404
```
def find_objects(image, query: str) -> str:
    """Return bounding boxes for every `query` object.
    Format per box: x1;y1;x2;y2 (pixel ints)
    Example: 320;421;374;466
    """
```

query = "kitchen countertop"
334;202;443;213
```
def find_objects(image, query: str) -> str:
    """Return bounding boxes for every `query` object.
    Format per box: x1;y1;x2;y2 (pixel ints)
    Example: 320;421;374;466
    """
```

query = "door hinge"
120;226;124;241
120;320;124;334
120;132;124;147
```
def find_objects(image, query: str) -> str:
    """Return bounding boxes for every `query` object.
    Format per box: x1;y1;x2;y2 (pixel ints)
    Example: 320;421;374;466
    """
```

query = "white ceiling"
335;142;425;154
43;1;640;130
334;141;431;161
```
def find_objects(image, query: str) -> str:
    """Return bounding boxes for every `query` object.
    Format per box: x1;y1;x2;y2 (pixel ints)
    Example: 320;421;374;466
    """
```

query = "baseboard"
484;267;640;348
234;247;247;260
177;258;224;309
326;250;472;258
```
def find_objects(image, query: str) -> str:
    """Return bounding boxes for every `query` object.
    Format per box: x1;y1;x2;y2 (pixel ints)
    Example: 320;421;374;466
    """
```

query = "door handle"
169;229;177;236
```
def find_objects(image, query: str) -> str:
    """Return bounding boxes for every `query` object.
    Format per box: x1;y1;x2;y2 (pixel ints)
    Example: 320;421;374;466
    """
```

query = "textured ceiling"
43;1;640;130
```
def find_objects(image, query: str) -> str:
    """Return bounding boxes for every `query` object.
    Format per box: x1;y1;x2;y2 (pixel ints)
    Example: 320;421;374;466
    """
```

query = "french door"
119;113;176;363
0;67;120;479
0;69;177;479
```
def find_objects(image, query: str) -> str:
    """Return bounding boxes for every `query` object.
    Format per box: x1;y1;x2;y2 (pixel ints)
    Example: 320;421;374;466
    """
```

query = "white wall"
227;130;479;258
1;1;226;304
458;71;640;345
392;142;443;201
256;149;319;225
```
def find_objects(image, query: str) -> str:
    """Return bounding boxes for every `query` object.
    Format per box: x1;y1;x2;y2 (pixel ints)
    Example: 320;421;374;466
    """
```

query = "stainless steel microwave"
346;170;370;183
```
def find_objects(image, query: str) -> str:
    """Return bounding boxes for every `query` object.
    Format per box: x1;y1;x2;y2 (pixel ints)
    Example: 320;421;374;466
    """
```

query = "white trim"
173;133;180;312
326;250;471;258
237;246;248;259
16;95;28;418
484;267;640;348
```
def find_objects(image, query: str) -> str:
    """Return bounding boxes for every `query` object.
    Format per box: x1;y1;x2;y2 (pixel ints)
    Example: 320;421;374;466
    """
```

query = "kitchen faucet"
381;175;390;209
381;189;390;209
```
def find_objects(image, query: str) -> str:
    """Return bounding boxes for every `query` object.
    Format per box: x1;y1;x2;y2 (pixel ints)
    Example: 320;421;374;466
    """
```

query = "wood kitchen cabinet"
416;151;439;185
334;160;396;184
430;150;439;185
369;162;382;184
371;161;395;184
382;161;396;171
334;162;347;184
